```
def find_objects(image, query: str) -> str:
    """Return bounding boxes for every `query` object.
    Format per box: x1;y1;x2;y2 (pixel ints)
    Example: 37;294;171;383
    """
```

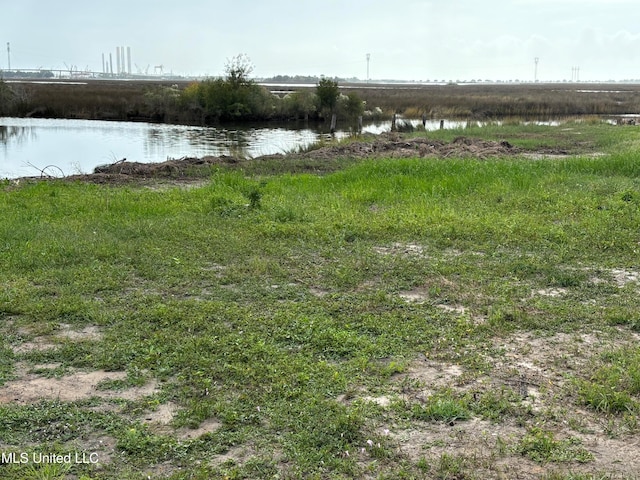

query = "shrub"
339;92;365;119
179;54;276;122
144;85;181;121
316;77;340;115
282;89;317;119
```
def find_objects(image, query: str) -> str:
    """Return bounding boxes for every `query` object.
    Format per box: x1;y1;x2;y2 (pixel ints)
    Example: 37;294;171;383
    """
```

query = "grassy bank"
1;122;640;479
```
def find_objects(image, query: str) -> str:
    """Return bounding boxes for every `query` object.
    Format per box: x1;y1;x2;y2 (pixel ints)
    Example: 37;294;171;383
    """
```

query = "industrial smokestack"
127;46;131;75
120;46;125;75
109;53;113;76
116;47;120;74
102;53;105;74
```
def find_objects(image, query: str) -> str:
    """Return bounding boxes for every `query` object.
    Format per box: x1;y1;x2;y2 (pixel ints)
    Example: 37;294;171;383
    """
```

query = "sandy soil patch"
371;329;640;477
587;267;640;288
0;366;159;404
10;323;103;354
533;287;567;297
373;242;428;258
142;401;222;440
610;268;640;288
398;287;430;304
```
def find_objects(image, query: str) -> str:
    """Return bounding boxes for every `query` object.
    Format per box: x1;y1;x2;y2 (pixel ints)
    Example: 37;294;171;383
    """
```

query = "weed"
245;185;263;209
22;462;71;480
435;453;471;479
575;346;640;414
411;390;471;423
516;428;593;463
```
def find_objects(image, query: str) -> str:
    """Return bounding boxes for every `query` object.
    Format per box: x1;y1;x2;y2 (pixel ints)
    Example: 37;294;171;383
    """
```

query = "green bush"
316;77;340;115
281;89;317;119
179;54;277;122
339;92;365;119
180;69;364;123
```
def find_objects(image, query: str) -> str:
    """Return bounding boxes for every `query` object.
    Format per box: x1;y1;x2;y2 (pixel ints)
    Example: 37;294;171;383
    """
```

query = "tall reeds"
3;80;640;124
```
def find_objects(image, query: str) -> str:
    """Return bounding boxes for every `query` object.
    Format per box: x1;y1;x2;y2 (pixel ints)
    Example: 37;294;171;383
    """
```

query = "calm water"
0;117;465;179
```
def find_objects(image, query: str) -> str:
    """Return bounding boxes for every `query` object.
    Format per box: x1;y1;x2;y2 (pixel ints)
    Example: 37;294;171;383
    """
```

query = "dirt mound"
87;136;516;178
92;155;239;176
14;135;521;186
51;155;241;185
301;134;517;160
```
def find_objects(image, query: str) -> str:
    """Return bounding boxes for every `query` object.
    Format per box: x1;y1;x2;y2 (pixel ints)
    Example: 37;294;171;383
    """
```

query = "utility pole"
366;53;370;83
534;57;539;82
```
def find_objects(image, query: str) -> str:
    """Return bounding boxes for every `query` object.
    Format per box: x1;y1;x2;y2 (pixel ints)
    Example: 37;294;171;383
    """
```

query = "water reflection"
0;124;38;147
0;116;528;179
1;118;349;178
140;123;322;160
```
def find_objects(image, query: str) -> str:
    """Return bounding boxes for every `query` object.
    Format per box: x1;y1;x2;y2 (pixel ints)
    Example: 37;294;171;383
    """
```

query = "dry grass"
6;79;640;124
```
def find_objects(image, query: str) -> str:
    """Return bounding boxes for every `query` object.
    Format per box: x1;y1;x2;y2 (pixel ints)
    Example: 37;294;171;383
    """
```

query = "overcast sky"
2;0;639;82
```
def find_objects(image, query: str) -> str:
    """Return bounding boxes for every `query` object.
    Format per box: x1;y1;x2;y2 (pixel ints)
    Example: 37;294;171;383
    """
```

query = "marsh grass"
9;80;640;126
1;122;640;478
351;82;640;118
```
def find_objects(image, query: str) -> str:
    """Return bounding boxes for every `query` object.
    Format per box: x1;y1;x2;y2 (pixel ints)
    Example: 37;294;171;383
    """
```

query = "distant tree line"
0;70;54;79
261;74;323;84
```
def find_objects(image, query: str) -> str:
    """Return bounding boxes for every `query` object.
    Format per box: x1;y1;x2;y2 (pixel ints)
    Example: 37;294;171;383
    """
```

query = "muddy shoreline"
8;135;528;186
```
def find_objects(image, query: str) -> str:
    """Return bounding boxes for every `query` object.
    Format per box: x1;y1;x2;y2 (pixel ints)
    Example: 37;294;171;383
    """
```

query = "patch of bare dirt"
309;287;330;298
436;303;468;315
58;323;103;341
373;242;429;258
142;402;222;440
398;287;431;304
0;365;159;404
609;268;640;288
11;323;103;354
532;287;567;297
400;357;465;393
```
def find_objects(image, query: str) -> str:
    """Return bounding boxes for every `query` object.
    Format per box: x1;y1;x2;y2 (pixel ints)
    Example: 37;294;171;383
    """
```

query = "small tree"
225;53;254;87
316;78;339;114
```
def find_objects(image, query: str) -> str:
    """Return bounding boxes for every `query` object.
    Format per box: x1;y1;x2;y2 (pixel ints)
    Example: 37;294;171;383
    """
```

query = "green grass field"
1;121;640;479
